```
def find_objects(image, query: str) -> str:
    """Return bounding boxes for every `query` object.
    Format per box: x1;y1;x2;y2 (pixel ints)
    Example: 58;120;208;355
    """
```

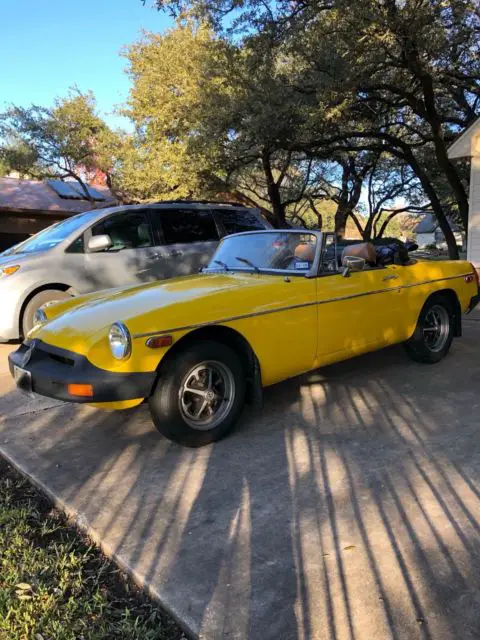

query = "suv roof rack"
152;199;248;207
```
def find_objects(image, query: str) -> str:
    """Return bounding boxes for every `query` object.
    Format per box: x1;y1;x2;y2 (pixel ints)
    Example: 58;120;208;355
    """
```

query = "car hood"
33;271;295;354
0;249;48;266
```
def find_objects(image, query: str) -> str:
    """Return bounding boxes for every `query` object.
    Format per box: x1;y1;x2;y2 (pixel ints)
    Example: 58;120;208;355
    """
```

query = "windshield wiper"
213;260;230;271
235;256;260;273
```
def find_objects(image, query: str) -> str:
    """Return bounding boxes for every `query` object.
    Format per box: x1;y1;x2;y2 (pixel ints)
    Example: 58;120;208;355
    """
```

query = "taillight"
469;263;479;288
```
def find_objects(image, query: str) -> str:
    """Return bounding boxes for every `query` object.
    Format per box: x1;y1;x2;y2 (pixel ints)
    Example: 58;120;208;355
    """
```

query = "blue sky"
0;0;171;130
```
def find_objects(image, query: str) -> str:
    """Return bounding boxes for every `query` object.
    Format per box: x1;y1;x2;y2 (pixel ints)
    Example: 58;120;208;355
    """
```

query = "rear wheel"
148;341;246;447
404;296;454;364
22;289;71;337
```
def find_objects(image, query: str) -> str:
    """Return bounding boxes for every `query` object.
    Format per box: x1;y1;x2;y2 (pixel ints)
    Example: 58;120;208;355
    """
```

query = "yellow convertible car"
9;230;480;447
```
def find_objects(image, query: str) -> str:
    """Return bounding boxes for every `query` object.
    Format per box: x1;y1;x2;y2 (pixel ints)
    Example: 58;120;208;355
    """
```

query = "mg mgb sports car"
9;230;480;447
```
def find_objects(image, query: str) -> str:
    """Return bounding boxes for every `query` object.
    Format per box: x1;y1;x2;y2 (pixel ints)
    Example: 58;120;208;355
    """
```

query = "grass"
0;458;187;640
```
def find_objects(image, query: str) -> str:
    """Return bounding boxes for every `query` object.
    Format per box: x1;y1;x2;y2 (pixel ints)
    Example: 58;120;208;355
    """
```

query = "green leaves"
0;89;120;199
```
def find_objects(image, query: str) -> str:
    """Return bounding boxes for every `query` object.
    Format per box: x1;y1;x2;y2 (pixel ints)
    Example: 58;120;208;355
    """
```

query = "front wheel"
404;296;454;364
148;341;246;447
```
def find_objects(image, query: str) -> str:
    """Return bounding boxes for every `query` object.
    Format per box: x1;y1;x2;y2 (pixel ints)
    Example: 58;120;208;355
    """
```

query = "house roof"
447;116;480;159
414;213;462;233
0;177;116;216
414;215;437;233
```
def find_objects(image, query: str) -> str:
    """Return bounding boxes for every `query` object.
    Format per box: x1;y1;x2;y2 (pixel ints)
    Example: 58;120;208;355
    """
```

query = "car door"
150;208;220;278
84;209;161;290
315;234;406;364
57;232;92;294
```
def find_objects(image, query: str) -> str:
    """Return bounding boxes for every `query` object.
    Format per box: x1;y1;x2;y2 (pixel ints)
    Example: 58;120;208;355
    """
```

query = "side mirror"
342;255;365;277
87;234;112;253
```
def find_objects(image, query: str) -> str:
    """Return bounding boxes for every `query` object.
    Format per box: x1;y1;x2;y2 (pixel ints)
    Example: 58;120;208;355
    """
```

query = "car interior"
323;240;417;273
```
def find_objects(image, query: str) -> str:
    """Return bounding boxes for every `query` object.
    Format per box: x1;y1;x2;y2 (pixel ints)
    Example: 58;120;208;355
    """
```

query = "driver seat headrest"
341;242;376;265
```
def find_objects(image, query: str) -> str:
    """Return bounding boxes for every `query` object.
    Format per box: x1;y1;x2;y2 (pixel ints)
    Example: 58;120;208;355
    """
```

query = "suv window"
65;234;84;253
91;211;153;251
218;209;265;235
158;209;219;245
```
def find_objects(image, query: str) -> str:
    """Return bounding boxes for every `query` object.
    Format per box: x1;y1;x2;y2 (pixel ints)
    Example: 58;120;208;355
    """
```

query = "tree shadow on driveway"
1;331;480;639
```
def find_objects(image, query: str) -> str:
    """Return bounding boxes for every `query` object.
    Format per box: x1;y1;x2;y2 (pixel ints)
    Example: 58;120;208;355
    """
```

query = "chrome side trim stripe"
133;300;320;339
133;271;473;340
401;272;472;288
133;286;396;339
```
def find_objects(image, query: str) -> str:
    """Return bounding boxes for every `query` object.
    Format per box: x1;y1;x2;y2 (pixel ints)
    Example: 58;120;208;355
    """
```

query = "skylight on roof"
47;179;106;201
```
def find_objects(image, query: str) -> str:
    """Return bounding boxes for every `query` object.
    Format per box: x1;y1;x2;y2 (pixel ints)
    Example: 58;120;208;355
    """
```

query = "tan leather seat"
294;243;315;262
341;242;376;266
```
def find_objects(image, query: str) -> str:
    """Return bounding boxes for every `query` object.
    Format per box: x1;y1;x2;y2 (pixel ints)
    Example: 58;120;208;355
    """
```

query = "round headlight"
108;322;131;360
34;308;48;327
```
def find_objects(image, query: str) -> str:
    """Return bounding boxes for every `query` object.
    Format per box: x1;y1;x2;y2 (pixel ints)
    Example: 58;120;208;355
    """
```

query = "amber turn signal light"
146;335;173;348
67;383;94;397
1;265;20;277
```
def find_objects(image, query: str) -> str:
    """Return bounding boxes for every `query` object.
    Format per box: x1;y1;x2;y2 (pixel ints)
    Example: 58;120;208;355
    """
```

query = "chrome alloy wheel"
423;304;450;352
179;361;236;430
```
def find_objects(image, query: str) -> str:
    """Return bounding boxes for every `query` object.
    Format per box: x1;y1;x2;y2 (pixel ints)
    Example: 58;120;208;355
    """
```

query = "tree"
0;89;117;201
121;22;227;201
351;153;429;240
274;0;479;256
123;22;330;224
152;0;479;258
0;138;40;178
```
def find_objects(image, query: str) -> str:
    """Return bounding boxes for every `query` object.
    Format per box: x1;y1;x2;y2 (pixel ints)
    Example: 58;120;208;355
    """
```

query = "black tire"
148;340;246;447
404;295;454;364
22;289;71;337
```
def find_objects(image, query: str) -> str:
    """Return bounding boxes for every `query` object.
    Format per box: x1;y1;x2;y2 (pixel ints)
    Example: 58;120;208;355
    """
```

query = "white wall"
436;230;466;250
416;232;435;248
468;154;480;267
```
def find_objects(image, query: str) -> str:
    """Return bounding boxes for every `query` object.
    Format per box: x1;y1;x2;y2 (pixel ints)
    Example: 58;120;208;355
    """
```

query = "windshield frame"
204;229;324;278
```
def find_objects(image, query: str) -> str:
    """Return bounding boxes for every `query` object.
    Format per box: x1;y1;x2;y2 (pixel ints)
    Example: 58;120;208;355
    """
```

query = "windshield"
1;210;100;256
205;232;318;274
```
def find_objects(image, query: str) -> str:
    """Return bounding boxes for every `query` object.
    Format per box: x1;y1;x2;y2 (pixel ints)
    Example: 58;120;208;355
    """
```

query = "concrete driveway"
1;318;480;640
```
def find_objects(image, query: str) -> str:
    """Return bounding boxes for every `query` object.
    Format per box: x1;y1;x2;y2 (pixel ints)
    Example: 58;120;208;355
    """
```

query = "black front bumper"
8;340;156;404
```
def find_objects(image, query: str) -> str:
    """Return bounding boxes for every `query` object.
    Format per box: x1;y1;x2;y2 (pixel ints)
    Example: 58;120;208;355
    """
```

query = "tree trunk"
376;210;401;239
431;140;469;232
362;216;374;241
335;161;364;239
308;198;323;230
69;172;95;204
401;39;470;230
335;204;349;238
402;148;459;259
261;150;286;226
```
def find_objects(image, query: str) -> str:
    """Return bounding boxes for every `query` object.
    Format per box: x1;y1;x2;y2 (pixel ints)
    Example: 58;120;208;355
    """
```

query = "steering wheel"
278;253;296;269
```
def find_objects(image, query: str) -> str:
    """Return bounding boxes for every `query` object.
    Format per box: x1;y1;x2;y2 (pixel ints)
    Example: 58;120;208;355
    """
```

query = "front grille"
46;352;75;367
22;340;77;368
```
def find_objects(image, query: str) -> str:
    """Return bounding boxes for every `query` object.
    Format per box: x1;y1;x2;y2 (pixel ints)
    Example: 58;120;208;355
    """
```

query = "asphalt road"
1;318;480;640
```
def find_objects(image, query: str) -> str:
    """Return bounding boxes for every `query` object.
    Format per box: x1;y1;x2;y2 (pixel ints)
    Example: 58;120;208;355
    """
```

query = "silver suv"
0;201;270;340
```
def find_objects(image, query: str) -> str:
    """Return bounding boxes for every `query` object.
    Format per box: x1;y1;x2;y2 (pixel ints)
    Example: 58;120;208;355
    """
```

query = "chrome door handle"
383;274;399;281
169;250;184;257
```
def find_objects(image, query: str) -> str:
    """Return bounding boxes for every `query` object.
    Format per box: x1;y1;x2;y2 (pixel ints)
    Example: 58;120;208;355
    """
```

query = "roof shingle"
0;177;116;215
